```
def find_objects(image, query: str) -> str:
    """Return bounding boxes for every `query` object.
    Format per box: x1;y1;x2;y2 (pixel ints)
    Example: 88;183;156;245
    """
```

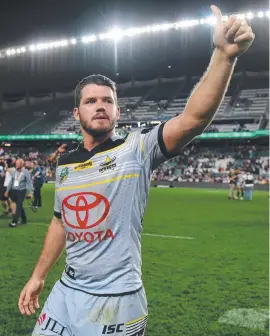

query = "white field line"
143;233;195;240
218;308;269;330
32;223;195;240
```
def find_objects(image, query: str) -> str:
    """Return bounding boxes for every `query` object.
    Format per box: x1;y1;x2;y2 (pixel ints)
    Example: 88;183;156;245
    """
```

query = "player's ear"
73;107;80;121
116;106;120;121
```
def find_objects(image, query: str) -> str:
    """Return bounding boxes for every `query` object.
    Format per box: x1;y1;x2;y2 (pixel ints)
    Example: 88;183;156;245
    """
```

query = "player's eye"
87;99;96;104
105;98;113;104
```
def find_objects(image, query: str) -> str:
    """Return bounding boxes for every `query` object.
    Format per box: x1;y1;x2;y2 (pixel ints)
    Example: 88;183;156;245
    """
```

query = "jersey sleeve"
54;166;61;218
54;190;61;219
127;122;175;171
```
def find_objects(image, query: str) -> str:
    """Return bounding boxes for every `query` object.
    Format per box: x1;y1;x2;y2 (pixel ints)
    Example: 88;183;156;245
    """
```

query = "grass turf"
0;184;268;336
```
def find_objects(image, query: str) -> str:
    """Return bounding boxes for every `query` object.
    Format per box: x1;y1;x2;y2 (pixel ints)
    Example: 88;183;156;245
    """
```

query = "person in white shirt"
243;171;254;201
0;159;13;216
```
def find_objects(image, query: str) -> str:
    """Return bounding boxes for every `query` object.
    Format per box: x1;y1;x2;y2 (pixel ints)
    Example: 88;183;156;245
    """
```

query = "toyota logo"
62;192;110;229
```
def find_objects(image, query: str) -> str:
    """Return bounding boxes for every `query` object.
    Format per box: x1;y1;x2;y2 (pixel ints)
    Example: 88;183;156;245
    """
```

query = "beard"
80;118;116;138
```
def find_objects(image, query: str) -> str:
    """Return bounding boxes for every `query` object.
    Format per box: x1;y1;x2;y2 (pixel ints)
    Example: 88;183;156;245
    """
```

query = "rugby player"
18;6;254;335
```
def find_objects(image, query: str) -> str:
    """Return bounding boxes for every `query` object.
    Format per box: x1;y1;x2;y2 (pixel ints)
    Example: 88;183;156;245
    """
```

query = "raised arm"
163;5;255;155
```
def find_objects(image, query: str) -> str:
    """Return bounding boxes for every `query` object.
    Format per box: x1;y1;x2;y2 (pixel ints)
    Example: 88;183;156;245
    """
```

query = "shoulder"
57;146;81;166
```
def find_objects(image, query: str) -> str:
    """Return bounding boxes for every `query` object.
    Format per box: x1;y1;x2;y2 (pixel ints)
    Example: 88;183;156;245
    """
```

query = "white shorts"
32;280;148;336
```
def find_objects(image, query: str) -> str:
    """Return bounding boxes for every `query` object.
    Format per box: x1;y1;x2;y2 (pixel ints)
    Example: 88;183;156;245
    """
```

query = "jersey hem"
60;279;142;297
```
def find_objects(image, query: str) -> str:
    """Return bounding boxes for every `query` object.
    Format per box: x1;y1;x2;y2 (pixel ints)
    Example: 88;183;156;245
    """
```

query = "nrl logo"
59;167;69;184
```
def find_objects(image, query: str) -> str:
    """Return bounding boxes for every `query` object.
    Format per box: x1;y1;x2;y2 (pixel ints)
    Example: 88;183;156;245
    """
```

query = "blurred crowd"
152;144;269;184
0;149;56;181
0;143;268;185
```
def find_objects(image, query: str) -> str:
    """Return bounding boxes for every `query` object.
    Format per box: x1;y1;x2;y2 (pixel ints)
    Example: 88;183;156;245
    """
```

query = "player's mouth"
93;115;109;120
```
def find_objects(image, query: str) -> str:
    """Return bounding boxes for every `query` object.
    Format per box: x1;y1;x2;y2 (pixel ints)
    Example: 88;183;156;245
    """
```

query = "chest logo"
99;156;116;173
59;167;69;184
62;192;110;229
74;160;93;171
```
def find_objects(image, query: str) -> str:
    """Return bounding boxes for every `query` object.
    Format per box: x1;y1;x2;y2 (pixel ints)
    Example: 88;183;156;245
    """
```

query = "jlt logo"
41;316;67;335
102;323;124;334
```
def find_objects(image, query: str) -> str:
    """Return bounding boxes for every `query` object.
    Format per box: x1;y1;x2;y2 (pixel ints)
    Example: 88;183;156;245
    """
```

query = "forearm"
32;216;66;280
184;48;237;131
48;150;58;162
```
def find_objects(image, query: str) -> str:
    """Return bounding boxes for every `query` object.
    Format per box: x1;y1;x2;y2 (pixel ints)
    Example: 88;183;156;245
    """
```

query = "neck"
81;128;115;152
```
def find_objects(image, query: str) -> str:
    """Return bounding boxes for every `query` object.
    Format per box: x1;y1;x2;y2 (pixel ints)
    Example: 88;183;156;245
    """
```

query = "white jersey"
244;173;254;187
54;124;173;295
4;170;12;187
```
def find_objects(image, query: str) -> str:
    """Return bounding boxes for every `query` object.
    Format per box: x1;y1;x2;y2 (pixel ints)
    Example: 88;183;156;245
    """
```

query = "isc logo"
102;324;124;334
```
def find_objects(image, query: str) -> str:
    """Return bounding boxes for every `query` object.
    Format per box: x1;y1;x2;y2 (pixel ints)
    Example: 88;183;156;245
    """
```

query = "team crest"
99;156;117;173
59;167;69;184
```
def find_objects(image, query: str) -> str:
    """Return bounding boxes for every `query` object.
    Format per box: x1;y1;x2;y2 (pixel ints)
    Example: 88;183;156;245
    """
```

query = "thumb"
210;5;223;24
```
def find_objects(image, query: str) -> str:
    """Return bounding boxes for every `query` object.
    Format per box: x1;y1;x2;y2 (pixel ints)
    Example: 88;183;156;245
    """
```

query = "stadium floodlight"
10;49;16;55
82;35;97;43
109;28;124;41
0;8;269;60
236;13;246;19
124;27;142;37
150;23;174;32
53;40;62;48
246;12;254;19
205;16;217;25
29;45;37;52
175;20;200;29
59;40;68;47
36;43;50;50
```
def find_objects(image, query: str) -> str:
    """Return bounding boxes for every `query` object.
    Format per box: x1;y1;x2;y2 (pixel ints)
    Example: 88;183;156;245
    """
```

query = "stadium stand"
0;72;268;135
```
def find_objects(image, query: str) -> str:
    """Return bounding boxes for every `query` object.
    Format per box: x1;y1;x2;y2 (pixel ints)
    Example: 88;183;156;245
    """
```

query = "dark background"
0;0;268;94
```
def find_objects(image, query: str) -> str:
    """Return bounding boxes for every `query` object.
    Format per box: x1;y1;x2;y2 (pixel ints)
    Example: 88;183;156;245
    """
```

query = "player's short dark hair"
74;74;117;108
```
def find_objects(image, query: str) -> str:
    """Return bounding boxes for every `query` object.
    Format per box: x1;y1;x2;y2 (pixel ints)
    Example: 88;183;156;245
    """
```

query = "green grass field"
0;184;268;336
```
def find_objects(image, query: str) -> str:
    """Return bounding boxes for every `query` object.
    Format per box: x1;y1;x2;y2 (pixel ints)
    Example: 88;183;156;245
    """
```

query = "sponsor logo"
38;315;67;336
64;265;76;280
99;156;117;173
102;324;124;334
66;229;114;244
74;160;93;171
62;192;114;244
62;192;110;230
59;167;69;184
102;316;147;336
37;313;46;326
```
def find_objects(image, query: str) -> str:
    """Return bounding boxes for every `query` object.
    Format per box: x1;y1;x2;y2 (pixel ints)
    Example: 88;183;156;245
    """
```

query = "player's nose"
96;107;106;113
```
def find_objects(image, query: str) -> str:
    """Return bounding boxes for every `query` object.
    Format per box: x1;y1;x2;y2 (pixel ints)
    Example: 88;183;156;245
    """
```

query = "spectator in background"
5;159;33;228
243;170;254;201
31;161;44;211
48;144;68;164
1;158;13;217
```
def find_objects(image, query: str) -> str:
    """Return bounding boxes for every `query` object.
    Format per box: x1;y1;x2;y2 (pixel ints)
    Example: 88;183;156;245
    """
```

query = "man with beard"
18;6;255;336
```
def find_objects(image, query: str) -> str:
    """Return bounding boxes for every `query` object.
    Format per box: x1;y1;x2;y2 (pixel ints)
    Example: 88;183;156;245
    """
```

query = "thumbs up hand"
211;5;255;60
